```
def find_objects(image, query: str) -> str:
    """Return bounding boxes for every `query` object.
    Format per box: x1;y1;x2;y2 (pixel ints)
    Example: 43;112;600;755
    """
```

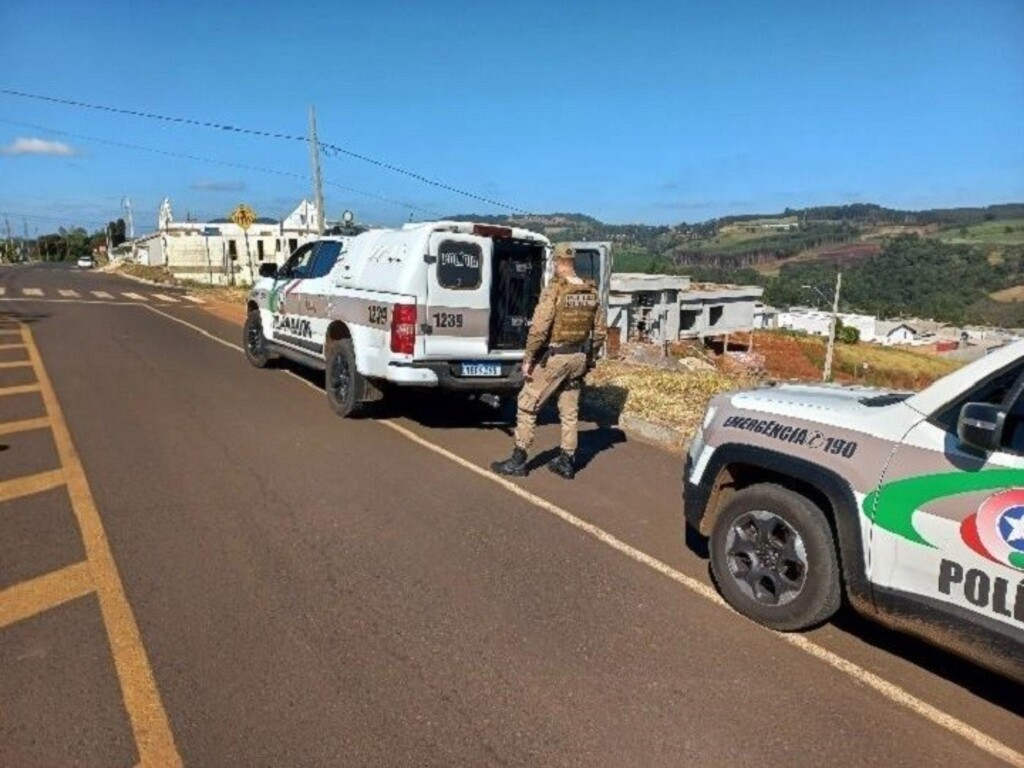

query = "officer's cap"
553;243;575;261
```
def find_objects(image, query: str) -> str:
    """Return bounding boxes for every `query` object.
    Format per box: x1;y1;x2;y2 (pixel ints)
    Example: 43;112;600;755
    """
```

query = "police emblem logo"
962;489;1024;570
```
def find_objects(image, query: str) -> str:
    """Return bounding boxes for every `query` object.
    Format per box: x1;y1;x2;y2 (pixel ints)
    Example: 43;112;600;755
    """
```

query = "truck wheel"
710;484;841;631
243;310;273;368
325;339;362;417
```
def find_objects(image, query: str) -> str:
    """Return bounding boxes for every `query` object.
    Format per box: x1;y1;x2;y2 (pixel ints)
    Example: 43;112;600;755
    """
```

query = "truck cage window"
436;240;483;290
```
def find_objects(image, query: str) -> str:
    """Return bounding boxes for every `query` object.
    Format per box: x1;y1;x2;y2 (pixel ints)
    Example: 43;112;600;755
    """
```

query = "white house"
776;308;878;342
123;198;321;285
877;322;918;346
836;312;878;343
777;308;833;336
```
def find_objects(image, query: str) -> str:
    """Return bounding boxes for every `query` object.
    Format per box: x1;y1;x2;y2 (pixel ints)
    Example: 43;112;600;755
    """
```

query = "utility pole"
308;105;325;235
3;214;11;263
823;271;842;383
123;197;135;239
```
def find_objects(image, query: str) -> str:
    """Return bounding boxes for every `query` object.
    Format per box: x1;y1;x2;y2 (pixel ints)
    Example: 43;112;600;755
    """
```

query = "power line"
0;87;527;214
0;118;443;217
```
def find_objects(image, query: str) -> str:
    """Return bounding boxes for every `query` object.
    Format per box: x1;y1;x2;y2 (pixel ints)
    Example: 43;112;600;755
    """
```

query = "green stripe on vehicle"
863;469;1024;547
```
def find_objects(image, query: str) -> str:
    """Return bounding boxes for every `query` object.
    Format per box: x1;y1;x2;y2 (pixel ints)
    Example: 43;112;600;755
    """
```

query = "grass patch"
583;361;756;437
756;331;961;390
989;284;1024;303
111;262;178;284
937;218;1024;246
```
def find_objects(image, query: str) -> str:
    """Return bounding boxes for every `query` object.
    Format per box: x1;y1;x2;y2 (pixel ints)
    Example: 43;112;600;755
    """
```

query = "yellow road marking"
0;383;41;397
0;416;50;436
0;562;95;630
20;324;182;767
0;468;65;504
0;360;32;369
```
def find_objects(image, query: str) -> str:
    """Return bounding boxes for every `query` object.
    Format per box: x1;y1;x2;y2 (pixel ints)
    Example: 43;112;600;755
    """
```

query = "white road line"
140;302;1024;768
144;306;241;351
121;292;146;301
182;295;206;304
22;288;43;296
59;289;80;298
0;287;6;296
91;291;114;299
152;294;179;303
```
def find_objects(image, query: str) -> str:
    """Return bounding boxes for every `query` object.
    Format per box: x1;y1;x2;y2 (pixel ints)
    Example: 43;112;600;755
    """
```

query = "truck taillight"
390;303;417;355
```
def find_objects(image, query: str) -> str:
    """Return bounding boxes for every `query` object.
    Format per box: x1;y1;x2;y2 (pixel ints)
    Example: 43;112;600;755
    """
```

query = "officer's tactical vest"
550;279;599;344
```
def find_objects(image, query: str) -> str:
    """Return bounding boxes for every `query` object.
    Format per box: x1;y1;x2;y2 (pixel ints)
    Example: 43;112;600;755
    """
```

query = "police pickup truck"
684;341;1024;681
244;220;610;416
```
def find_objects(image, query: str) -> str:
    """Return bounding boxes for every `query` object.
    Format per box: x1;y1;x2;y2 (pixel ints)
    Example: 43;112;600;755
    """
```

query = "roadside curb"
580;401;688;453
100;267;181;290
619;413;688;451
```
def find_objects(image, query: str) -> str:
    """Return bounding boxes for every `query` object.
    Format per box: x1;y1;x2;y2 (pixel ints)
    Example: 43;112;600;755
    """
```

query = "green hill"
449;202;1024;326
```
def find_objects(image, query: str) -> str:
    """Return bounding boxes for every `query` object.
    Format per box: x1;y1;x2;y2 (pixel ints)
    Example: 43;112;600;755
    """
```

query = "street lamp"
802;272;843;383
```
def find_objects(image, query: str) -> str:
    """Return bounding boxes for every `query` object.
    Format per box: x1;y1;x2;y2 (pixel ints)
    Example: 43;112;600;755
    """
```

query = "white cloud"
0;137;77;157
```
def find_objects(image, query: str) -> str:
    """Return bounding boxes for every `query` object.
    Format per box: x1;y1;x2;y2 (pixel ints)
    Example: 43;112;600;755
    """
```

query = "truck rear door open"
423;232;492;358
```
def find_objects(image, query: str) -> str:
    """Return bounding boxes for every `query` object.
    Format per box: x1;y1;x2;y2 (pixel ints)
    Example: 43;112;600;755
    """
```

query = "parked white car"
77;255;94;269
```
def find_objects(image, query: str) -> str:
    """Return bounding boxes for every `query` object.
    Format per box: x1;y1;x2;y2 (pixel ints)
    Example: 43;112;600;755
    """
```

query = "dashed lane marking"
0;360;32;370
151;293;179;303
0;342;26;350
0;468;65;504
144;302;1024;768
0;383;41;397
182;295;206;304
0;415;50;436
21;288;42;296
0;287;5;296
59;289;80;297
0;562;95;631
91;290;114;299
122;292;146;301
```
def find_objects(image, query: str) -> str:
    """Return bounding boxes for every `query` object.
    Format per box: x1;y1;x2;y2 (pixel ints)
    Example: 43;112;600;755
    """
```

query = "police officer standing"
491;244;607;479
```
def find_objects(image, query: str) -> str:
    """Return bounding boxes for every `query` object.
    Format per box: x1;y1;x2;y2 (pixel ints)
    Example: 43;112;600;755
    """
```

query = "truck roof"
398;220;550;243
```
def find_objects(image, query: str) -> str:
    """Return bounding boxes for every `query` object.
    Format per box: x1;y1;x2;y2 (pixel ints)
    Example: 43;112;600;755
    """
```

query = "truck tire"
243;309;273;368
325;339;363;417
709;484;841;631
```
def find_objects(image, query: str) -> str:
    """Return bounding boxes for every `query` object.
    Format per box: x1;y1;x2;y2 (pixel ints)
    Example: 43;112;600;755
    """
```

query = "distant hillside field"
989;284;1024;303
938;218;1024;246
448;202;1024;326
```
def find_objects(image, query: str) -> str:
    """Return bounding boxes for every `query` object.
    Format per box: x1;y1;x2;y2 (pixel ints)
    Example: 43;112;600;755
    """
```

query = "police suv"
244;221;610;416
685;341;1024;681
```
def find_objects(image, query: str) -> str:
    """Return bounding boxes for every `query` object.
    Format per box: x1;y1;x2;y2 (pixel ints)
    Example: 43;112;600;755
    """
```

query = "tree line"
3;219;128;263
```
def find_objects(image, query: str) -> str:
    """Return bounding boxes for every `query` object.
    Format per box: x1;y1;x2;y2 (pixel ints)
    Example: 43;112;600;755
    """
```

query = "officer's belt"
547;342;586;355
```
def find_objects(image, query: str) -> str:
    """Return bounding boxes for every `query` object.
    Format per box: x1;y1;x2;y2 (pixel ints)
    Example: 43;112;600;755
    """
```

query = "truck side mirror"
957;402;1006;453
259;263;278;279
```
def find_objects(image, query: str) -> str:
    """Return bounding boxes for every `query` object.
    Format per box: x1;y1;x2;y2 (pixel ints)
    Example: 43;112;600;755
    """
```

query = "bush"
838;325;860;344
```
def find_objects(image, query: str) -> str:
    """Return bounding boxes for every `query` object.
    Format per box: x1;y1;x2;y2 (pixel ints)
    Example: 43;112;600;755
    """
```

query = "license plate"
461;362;502;377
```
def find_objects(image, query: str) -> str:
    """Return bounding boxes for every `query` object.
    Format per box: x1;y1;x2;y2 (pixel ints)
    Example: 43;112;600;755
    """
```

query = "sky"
0;0;1022;234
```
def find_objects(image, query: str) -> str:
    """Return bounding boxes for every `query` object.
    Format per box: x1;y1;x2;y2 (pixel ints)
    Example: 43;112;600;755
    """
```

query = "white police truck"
243;220;611;416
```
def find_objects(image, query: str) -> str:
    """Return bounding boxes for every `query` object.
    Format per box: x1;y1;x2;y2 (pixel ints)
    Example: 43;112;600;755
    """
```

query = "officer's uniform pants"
514;352;588;454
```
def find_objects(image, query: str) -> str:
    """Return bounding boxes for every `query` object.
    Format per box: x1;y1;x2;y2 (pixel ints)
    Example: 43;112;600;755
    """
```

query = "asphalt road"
0;262;1021;767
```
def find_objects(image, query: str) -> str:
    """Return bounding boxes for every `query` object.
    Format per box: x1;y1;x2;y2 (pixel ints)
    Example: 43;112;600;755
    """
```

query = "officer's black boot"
491;447;528;477
548;451;575;479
